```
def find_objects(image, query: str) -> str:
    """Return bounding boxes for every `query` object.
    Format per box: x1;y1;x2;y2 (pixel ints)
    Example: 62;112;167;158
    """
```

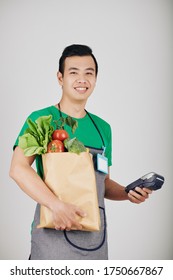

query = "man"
9;44;152;260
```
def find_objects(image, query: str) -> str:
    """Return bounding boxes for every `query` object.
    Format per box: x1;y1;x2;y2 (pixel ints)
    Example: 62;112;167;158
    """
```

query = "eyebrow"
68;67;95;72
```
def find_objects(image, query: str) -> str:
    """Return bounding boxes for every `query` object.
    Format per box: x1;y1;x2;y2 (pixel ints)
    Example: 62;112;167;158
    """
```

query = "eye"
86;72;93;75
70;71;77;75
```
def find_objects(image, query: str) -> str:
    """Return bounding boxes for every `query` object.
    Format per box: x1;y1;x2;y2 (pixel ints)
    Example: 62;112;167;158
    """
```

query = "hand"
128;186;153;204
51;199;87;231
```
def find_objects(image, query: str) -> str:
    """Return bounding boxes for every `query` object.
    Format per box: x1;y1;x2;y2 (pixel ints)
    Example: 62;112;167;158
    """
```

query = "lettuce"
18;115;54;156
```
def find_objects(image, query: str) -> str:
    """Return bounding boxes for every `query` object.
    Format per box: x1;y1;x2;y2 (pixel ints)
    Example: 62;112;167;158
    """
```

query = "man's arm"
9;147;86;230
104;171;152;204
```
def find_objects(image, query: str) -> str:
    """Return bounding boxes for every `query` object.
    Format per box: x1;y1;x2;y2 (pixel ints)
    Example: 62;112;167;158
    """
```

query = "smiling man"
9;44;152;260
57;55;96;111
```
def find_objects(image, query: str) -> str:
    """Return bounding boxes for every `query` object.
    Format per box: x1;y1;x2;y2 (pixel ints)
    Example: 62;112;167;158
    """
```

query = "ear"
57;71;63;86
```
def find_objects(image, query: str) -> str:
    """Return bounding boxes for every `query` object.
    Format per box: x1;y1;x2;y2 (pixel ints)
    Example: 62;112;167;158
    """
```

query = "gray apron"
30;148;108;260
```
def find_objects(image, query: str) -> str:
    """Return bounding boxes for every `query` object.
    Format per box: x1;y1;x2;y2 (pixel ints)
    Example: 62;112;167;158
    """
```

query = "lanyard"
57;103;105;148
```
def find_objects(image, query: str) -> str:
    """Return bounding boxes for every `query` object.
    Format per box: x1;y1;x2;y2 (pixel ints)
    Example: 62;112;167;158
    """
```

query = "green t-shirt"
14;105;112;177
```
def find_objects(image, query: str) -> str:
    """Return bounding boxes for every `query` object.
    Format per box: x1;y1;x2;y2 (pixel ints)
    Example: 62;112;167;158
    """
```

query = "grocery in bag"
37;151;101;231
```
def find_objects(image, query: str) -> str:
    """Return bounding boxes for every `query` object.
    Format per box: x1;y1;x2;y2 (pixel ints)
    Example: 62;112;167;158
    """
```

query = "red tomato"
47;140;65;153
52;129;69;141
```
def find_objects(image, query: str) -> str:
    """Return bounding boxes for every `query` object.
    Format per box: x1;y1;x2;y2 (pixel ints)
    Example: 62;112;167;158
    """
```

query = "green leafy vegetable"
65;116;78;134
19;115;54;156
53;116;78;134
64;137;87;155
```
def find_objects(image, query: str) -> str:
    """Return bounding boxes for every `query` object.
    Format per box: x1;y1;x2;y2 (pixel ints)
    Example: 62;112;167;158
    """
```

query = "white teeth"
76;87;86;90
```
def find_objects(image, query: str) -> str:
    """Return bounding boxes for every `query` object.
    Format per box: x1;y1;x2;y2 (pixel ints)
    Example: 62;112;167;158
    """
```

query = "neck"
56;98;87;118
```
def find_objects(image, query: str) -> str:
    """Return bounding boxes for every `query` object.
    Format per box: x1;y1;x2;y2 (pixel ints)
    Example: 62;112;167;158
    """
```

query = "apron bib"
30;148;108;260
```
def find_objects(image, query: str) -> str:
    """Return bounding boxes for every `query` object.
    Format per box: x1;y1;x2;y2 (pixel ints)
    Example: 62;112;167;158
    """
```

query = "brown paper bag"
37;151;100;231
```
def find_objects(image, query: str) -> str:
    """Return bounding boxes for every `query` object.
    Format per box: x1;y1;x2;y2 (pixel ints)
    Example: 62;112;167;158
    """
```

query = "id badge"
97;153;108;174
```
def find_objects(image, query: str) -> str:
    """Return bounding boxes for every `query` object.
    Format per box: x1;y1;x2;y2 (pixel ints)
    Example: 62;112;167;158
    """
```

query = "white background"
0;0;172;260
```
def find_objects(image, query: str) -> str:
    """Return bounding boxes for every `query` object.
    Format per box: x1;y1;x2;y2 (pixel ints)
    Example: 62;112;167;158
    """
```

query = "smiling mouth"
74;87;88;93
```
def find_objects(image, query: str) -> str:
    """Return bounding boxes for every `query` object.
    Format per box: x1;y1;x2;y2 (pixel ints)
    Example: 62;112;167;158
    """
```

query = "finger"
75;208;87;218
55;226;60;230
57;215;82;231
135;187;149;198
128;190;145;203
54;222;67;230
71;219;83;230
143;187;153;194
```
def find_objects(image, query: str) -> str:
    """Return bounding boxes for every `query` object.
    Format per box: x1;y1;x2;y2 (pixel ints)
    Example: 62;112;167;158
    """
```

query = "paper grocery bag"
37;151;100;231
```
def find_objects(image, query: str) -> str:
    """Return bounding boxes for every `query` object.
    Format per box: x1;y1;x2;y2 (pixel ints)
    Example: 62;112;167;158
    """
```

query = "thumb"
75;208;87;218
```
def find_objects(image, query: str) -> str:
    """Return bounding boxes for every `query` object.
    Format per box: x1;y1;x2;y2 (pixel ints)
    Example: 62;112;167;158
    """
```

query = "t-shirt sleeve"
13;111;38;150
13;118;30;150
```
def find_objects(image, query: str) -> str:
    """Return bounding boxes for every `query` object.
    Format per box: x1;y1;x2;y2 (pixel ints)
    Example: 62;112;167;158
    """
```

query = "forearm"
104;177;129;200
10;162;58;211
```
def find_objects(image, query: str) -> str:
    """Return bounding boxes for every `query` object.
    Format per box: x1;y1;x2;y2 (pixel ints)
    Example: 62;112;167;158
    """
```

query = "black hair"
58;44;98;76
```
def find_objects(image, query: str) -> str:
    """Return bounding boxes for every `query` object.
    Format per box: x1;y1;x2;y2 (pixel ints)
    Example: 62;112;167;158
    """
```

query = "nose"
76;79;87;84
76;74;87;83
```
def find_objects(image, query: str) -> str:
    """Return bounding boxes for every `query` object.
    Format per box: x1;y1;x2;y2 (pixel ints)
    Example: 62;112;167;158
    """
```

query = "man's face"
57;55;97;102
